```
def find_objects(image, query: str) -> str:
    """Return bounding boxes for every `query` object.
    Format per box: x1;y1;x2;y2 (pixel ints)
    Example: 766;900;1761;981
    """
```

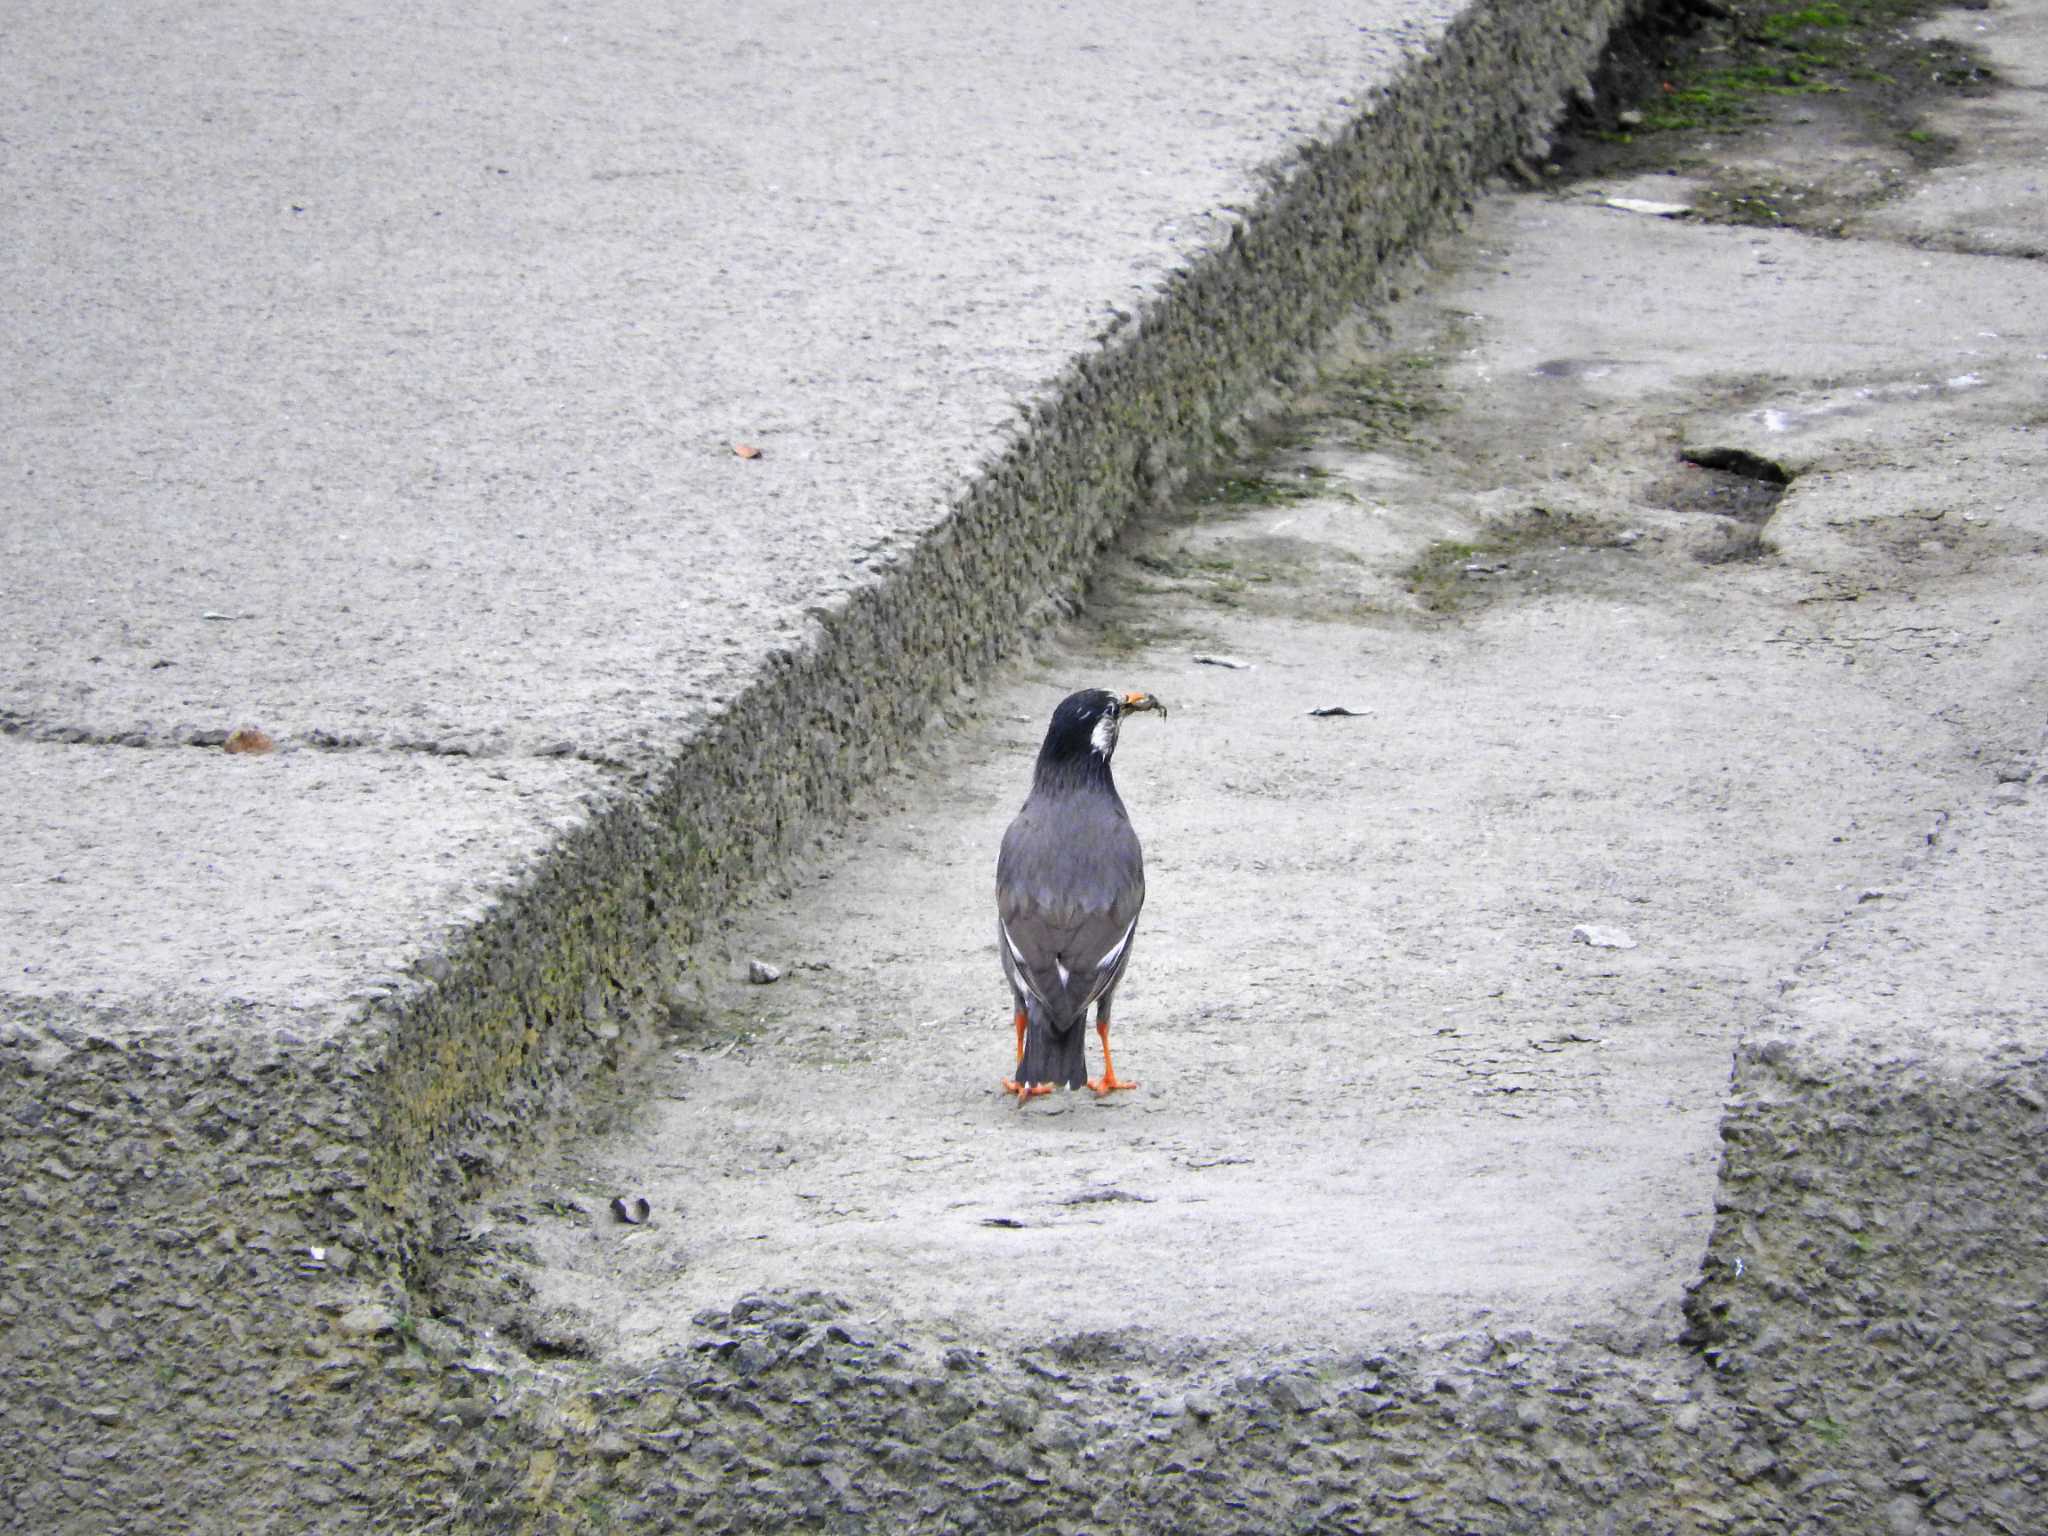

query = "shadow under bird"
995;687;1166;1101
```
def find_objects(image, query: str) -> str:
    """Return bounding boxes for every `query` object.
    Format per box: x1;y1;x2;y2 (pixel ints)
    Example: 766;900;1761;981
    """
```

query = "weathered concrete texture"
365;1291;1732;1533
0;738;606;1533
363;0;1628;1266
0;737;596;1014
1671;15;2048;1511
1860;1;2048;257
0;1021;380;1532
0;1;1637;1530
0;0;1472;761
1685;783;2048;1534
384;4;2048;1529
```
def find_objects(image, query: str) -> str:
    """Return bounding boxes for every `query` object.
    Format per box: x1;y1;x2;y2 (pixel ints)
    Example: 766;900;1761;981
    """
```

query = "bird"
995;687;1166;1101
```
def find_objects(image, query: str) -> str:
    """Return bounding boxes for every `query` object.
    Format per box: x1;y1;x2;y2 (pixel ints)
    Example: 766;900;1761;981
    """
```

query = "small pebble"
1571;924;1637;950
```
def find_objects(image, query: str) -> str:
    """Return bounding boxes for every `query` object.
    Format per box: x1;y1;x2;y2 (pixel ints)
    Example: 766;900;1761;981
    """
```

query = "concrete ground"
4;0;2044;1531
1;2;1635;1530
474;2;2048;1529
2;0;1468;1026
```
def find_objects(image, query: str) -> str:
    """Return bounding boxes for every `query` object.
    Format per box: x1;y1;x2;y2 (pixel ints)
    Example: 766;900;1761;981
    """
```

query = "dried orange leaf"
224;728;275;755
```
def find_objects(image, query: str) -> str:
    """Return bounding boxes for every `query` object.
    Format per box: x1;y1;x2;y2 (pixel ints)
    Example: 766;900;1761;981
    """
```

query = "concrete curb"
1682;1039;2048;1526
375;0;1629;1277
0;2;1632;1529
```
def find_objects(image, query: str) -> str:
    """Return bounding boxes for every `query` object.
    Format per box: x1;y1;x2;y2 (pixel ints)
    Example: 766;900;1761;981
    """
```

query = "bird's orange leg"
1000;1008;1052;1102
1087;1007;1138;1095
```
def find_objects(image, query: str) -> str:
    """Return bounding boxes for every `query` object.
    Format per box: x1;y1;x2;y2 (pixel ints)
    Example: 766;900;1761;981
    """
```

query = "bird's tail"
1017;999;1087;1090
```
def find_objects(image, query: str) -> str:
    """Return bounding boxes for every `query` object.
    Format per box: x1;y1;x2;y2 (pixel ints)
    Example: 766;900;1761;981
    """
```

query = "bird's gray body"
995;691;1150;1089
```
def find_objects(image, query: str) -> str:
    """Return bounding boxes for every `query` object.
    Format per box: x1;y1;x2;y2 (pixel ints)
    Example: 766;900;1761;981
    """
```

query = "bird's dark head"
1034;688;1166;787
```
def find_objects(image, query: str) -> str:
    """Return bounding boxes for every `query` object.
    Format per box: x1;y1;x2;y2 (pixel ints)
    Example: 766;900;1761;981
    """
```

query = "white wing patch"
1001;919;1047;1004
1081;916;1140;1006
1005;913;1138;1011
1097;915;1138;975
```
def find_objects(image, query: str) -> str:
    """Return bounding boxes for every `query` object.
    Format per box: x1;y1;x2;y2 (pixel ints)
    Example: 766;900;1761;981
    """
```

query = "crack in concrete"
0;714;634;770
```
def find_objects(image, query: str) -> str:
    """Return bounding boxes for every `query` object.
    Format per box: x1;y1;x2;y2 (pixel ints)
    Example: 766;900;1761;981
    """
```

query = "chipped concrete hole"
1650;446;1793;565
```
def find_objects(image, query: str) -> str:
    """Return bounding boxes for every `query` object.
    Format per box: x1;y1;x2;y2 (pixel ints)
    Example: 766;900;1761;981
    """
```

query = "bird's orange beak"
1121;690;1167;719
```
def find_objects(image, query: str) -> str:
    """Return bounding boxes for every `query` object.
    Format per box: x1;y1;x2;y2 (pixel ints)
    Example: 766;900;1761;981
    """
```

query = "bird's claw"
1087;1075;1138;1096
1001;1079;1055;1103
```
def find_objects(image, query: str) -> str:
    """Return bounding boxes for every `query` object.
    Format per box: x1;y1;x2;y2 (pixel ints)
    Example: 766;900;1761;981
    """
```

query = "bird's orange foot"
1087;1073;1138;1095
1001;1079;1055;1102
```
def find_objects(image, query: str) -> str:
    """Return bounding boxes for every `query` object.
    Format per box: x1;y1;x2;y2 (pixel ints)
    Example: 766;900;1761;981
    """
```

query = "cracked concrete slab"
438;6;2046;1527
1;1;1639;1529
0;736;598;1026
2;0;1468;762
497;80;2048;1377
1860;2;2048;256
9;0;2042;1528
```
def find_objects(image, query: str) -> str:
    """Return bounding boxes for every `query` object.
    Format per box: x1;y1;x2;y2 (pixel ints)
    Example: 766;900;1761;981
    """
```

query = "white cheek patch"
1090;711;1119;757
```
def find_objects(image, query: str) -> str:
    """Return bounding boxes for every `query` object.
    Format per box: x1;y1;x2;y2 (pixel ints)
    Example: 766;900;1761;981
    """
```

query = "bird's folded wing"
996;794;1147;1023
998;894;1142;1024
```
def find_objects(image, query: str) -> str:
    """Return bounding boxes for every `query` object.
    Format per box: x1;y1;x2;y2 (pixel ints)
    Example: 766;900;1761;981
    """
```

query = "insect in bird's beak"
1120;690;1167;719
